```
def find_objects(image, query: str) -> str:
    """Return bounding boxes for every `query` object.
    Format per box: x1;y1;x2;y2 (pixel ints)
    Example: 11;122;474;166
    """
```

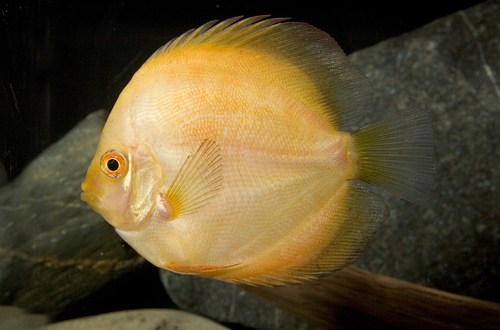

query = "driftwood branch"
245;266;500;329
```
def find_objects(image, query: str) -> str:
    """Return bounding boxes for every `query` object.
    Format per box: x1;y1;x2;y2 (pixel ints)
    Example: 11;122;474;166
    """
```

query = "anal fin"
314;180;390;271
223;181;389;287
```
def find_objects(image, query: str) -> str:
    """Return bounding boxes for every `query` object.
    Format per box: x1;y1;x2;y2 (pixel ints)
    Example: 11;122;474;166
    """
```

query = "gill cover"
126;146;164;231
97;145;163;232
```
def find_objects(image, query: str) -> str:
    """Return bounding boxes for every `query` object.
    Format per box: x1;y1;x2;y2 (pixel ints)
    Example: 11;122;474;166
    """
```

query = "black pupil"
107;159;119;172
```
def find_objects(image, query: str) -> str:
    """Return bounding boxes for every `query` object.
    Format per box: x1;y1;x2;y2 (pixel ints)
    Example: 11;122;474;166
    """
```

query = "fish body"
81;16;434;286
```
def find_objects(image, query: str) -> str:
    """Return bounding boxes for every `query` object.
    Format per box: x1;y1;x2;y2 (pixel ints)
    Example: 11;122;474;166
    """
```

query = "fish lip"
80;191;91;203
80;181;90;202
80;180;98;207
80;189;104;215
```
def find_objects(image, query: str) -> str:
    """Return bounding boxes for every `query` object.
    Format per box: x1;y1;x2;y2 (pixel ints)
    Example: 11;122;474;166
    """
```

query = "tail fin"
352;108;434;205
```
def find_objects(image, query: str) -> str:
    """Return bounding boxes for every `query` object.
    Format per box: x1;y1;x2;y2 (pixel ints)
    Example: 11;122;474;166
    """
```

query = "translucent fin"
353;108;434;205
221;181;389;287
313;181;390;269
147;15;286;59
145;16;373;130
163;140;223;219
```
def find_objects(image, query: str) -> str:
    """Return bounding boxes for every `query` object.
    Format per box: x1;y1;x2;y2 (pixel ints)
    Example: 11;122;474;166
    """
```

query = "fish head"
81;137;164;232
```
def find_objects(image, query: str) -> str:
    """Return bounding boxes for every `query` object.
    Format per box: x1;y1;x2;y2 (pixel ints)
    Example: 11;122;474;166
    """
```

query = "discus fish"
81;16;433;286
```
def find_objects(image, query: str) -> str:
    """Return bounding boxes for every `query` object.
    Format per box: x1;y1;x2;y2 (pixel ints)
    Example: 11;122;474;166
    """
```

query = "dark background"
0;0;483;180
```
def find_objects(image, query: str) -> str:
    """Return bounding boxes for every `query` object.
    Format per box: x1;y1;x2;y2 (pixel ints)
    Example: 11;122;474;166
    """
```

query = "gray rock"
0;305;49;330
351;0;500;302
37;309;230;330
0;110;146;314
161;1;500;327
161;271;317;330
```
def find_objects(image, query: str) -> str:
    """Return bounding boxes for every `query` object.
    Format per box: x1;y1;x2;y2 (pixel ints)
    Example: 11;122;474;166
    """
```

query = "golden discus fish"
81;16;434;286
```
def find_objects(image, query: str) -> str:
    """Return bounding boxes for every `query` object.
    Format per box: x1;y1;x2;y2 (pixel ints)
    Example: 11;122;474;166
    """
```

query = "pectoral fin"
162;139;223;219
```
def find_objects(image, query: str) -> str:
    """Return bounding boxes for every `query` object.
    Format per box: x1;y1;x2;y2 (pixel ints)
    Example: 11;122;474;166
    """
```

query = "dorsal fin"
146;16;373;130
147;16;287;58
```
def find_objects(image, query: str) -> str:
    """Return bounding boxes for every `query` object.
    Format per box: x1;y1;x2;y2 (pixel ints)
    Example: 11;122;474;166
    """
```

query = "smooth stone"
37;309;230;330
161;271;317;330
0;110;146;314
0;305;49;330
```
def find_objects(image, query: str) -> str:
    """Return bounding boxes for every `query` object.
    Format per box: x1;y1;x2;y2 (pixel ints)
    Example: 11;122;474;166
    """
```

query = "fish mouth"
80;184;104;216
80;190;91;203
80;180;97;205
80;181;90;202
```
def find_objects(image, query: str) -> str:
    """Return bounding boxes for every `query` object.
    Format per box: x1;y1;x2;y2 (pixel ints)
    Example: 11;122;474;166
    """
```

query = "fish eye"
100;150;127;178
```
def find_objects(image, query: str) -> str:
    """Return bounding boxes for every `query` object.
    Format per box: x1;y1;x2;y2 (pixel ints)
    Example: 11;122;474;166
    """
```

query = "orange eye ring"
100;150;128;178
